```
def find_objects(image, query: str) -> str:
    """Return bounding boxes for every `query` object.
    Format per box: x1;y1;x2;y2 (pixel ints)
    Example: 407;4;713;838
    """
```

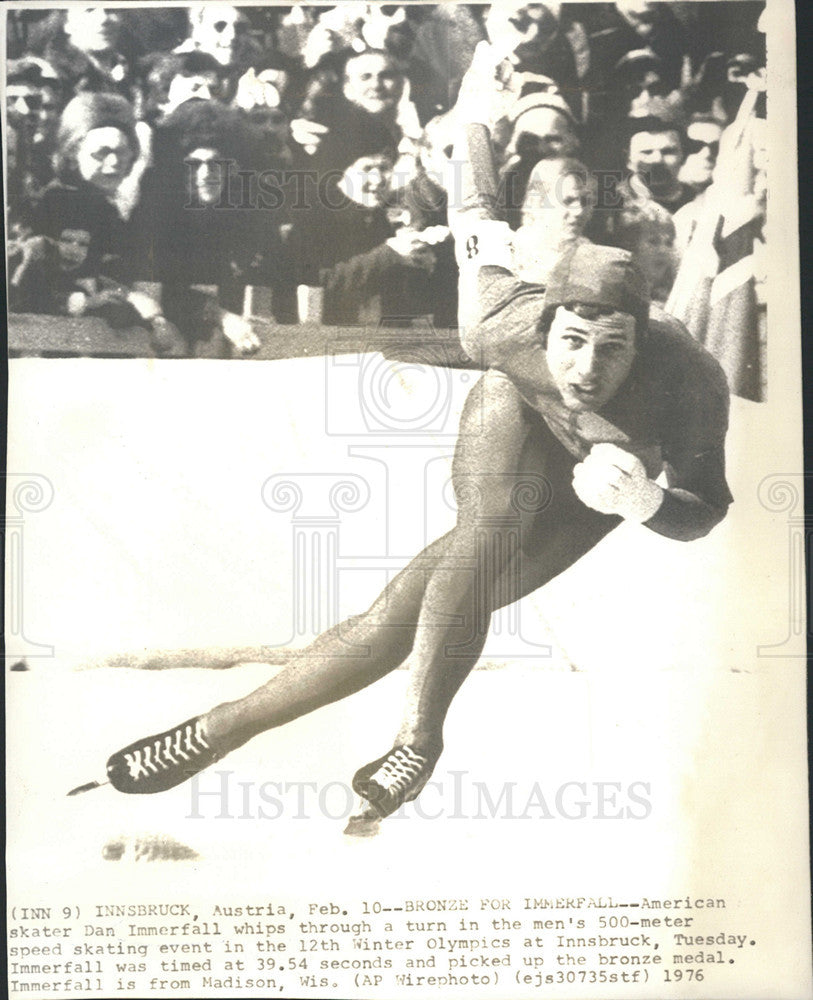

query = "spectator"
611;48;681;117
174;5;262;81
6;57;63;202
274;6;320;64
289;145;445;326
291;49;410;171
387;132;460;327
512;157;594;284
35;92;143;272
343;47;404;119
484;3;580;111
40;8;136;97
233;51;299;115
499;86;581;227
408;5;486;124
11;189;138;323
232;52;300;174
144;99;279;355
719;51;764;121
138;50;227;124
620;111;695;213
672;114;745;258
604;199;678;304
587;1;687;97
13;92;177;348
678;114;724;194
4;1;769;351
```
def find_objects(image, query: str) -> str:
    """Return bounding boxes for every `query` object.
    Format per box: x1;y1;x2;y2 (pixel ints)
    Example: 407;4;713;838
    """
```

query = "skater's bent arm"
643;346;733;541
643;482;729;541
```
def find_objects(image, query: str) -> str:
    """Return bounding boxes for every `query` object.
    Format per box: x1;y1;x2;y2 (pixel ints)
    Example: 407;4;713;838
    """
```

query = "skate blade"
343;804;382;837
67;778;109;797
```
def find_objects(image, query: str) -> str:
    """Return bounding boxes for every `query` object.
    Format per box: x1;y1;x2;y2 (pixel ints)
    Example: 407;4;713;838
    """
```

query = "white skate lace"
124;721;211;782
370;747;429;798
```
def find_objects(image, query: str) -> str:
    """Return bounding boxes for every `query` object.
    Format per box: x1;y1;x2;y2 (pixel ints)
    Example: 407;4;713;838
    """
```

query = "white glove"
386;229;437;271
486;4;556;65
572;444;664;522
234;67;282;110
455;41;517;132
290;118;329;155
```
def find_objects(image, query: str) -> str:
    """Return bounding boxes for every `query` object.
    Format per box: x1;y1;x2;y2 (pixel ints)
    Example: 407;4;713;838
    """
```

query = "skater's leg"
394;371;619;754
102;528;471;796
202;531;458;748
203;370;548;751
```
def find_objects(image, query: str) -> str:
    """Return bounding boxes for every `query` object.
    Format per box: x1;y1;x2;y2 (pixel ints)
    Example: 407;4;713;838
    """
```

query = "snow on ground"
6;356;799;889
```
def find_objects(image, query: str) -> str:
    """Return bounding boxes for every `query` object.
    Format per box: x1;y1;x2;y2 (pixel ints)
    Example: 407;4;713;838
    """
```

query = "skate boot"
105;716;220;794
351;745;438;819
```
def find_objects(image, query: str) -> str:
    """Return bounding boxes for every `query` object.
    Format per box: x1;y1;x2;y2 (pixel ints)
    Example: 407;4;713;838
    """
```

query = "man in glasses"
679;115;724;194
6;57;61;141
5;58;62;202
673;115;726;257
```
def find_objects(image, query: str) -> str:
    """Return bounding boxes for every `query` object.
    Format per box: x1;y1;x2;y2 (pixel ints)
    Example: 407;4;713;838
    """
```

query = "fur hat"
159;97;244;158
54;92;140;181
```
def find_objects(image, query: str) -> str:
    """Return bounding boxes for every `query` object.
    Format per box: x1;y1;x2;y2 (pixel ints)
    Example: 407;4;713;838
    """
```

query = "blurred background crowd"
5;3;767;395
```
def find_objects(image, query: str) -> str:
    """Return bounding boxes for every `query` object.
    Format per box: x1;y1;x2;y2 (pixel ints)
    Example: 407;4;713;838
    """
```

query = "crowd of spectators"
6;3;766;358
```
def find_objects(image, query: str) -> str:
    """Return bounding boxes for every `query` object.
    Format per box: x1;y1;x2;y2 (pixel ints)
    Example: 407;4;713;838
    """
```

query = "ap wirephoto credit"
4;2;810;999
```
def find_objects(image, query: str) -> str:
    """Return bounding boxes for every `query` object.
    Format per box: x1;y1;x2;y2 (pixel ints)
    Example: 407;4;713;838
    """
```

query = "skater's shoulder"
641;305;729;398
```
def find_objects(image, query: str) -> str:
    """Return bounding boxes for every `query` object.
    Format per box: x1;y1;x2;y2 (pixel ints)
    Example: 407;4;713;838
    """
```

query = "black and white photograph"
4;2;810;999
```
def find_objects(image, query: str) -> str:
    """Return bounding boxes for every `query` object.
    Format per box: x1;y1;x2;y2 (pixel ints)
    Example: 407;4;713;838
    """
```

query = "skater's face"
546;306;636;411
75;126;134;192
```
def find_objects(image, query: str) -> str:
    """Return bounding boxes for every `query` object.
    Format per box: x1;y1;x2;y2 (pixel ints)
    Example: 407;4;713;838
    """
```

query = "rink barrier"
7;310;474;367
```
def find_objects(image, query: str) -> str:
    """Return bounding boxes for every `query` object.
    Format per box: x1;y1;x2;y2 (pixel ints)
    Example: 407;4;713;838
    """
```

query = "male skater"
89;233;730;821
78;47;732;827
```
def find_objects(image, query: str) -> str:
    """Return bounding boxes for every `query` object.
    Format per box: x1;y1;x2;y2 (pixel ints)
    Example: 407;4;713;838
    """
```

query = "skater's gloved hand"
220;310;261;356
485;3;560;67
572;443;664;522
455;41;518;133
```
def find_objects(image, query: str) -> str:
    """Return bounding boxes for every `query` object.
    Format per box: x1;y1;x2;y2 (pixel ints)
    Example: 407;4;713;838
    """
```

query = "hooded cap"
540;243;650;337
508;76;577;126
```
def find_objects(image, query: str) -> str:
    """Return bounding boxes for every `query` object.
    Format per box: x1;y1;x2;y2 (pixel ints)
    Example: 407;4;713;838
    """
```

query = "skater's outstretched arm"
448;47;563;414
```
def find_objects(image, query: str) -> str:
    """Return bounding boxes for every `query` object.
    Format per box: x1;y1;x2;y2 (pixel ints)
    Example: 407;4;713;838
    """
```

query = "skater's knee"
454;473;547;529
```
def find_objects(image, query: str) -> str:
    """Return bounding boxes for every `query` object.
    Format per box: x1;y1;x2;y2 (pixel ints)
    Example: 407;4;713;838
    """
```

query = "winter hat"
539;243;650;338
